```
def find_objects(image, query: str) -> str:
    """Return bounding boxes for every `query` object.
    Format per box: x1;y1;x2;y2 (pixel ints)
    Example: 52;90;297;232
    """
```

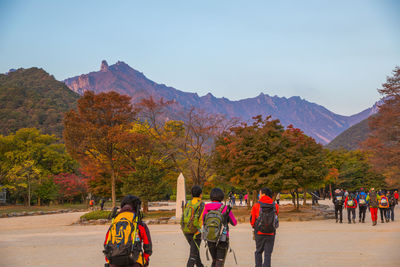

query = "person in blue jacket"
357;188;368;223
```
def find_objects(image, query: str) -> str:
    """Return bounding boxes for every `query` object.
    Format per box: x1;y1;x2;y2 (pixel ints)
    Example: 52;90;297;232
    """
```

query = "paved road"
0;205;399;267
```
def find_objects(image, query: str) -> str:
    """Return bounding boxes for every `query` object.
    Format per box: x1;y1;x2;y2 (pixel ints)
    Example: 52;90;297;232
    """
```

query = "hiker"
251;187;279;267
103;195;152;267
181;185;205;267
239;193;243;206
387;191;396;222
356;188;368;223
344;192;357;224
89;199;95;210
275;192;280;205
100;198;105;211
333;189;345;223
394;190;399;205
366;188;379;226
244;194;248;205
202;188;237;267
378;191;389;223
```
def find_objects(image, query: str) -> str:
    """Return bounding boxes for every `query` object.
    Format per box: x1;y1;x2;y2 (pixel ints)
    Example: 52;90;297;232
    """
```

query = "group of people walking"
333;187;398;225
103;186;279;267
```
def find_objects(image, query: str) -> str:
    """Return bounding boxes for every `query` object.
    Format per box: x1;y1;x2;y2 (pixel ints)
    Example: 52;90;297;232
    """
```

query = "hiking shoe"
348;221;351;224
336;219;338;223
362;219;365;223
353;219;356;224
381;220;384;223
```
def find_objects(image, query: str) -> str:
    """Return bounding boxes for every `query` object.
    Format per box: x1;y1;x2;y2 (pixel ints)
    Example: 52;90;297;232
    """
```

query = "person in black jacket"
333;189;345;223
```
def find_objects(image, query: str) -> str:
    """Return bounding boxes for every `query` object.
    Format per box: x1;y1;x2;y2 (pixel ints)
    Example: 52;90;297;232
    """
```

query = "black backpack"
255;202;279;234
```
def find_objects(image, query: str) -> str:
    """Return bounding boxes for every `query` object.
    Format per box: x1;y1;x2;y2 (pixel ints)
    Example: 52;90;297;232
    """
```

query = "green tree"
0;128;75;205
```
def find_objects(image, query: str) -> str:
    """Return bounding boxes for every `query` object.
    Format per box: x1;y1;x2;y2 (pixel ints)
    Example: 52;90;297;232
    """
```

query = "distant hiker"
103;195;152;267
244;194;248;205
378;191;389;223
356;188;368;223
333;189;345;223
239;193;243;206
251;187;279;267
387;191;396;222
181;185;205;267
311;191;319;205
275;193;280;205
344;193;357;224
100;198;105;211
202;188;237;267
366;188;379;226
89;199;94;210
394;190;399;205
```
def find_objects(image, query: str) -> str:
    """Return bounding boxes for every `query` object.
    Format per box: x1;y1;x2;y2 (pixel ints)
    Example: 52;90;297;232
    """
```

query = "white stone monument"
175;173;186;220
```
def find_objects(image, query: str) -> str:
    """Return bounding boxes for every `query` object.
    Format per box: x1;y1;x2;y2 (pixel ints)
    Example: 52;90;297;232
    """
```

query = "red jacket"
344;197;357;209
250;195;279;235
395;192;399;200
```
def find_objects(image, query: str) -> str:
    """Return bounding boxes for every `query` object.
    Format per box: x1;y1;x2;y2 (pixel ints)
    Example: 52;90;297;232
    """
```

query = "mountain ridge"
64;60;378;144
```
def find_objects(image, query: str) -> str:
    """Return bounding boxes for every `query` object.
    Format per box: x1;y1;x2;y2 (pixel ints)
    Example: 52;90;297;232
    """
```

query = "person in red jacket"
344;193;358;224
251;188;279;267
394;190;399;205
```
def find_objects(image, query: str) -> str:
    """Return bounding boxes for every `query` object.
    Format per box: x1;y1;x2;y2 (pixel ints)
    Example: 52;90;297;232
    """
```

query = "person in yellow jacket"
378;191;390;223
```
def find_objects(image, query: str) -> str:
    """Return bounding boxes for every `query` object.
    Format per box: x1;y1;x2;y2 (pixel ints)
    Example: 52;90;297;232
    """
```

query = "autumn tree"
280;126;327;208
53;173;88;203
213;116;286;204
362;66;400;187
64;91;136;207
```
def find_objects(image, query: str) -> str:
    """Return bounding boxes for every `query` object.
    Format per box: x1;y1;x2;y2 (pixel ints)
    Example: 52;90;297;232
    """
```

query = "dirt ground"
1;204;399;267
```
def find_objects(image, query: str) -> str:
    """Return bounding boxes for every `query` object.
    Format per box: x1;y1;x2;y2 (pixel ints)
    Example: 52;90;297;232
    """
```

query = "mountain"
0;68;79;138
325;117;371;150
64;60;378;144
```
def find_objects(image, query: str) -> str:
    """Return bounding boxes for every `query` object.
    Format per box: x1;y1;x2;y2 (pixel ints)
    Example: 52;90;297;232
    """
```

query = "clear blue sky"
1;0;399;115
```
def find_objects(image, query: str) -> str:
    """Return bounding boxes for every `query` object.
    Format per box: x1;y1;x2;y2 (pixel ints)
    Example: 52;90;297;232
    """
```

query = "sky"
0;0;399;116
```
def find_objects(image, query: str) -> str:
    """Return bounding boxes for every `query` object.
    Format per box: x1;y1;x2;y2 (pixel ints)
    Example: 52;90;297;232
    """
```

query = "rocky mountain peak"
100;60;109;72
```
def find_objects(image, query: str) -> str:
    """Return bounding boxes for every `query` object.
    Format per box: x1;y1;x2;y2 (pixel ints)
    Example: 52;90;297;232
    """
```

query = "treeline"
1;67;398;209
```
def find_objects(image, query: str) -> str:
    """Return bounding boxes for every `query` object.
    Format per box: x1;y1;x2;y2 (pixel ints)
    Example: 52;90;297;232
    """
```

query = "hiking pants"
347;208;355;222
379;208;387;221
335;205;343;222
359;206;367;221
370;207;378;222
207;241;229;267
255;234;275;267
184;233;204;267
387;206;395;221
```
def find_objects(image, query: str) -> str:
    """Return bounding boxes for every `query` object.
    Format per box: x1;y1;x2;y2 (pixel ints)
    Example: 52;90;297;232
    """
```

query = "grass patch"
80;210;111;220
0;204;88;215
80;209;175;221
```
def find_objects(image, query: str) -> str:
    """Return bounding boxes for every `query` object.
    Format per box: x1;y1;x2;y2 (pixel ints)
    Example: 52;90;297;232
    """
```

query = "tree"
280;126;327;208
53;173;88;203
64;91;136;207
213;116;286;204
362;66;400;187
0;128;75;205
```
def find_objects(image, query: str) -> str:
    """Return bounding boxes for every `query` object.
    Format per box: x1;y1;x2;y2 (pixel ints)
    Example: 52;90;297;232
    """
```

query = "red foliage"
53;173;88;201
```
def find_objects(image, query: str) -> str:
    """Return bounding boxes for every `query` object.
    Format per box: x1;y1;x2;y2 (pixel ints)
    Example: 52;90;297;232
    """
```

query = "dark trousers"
347;208;356;222
207;241;229;267
255;234;275;267
335;205;343;222
359;206;367;221
387;206;395;221
379;208;387;221
184;233;203;267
